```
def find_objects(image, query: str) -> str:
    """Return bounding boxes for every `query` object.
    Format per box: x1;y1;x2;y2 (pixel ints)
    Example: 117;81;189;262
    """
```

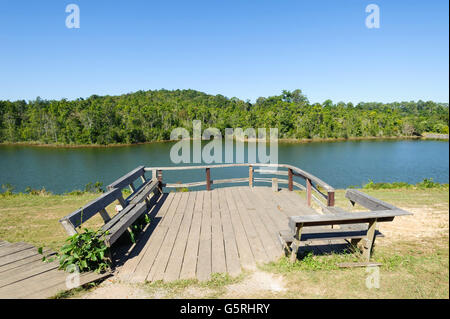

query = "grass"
0;186;448;298
258;235;448;298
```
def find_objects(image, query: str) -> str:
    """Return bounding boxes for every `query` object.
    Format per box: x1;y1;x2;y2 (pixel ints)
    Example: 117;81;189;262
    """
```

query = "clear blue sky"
0;0;448;103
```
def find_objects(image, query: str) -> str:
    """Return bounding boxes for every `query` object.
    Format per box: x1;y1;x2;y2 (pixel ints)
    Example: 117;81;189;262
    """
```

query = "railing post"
157;170;163;183
288;169;293;191
249;166;253;188
306;178;312;206
206;168;211;191
327;191;335;207
272;178;278;192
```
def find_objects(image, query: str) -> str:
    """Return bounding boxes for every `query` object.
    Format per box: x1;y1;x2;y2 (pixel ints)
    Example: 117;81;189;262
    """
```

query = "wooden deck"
0;241;110;299
118;186;317;283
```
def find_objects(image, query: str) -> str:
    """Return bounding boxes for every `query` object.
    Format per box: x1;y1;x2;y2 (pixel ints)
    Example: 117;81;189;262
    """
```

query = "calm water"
0;140;448;193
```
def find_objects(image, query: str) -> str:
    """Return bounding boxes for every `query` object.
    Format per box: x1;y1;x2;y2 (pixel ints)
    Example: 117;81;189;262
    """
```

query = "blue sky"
0;0;448;103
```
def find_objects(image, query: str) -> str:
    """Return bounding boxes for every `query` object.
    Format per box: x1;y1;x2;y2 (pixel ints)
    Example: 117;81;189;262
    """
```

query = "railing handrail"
144;163;335;192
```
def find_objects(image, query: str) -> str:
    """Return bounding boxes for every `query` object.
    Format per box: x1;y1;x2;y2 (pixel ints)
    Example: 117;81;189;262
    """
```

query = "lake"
0;140;448;194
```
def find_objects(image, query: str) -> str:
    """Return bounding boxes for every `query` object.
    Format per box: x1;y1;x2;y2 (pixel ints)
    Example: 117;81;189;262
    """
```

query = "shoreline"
0;134;447;149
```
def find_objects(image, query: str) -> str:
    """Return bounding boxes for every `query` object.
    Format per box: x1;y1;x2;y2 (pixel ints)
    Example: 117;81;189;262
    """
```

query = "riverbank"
0;134;447;149
0;187;447;298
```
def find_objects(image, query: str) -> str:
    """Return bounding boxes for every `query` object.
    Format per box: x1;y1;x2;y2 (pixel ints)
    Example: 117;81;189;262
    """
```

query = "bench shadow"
111;193;169;268
296;241;354;258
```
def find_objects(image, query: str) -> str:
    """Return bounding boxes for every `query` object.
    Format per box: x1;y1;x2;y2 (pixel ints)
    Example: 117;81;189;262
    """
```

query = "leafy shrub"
416;178;445;189
41;228;110;273
84;181;104;193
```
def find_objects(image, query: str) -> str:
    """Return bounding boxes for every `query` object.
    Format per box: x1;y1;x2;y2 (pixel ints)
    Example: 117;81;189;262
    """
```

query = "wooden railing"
144;163;335;207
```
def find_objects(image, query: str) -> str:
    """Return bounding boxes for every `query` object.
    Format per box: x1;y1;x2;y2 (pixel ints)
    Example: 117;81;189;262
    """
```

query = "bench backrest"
59;188;123;235
60;166;150;235
107;166;145;191
289;209;412;230
345;189;398;211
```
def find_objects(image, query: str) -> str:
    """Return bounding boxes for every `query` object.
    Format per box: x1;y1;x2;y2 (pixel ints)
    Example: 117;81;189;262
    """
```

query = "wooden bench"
59;166;161;248
279;189;412;264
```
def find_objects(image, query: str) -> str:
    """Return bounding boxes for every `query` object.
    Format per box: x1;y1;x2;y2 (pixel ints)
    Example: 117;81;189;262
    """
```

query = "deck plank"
118;192;174;281
237;188;281;260
179;192;203;279
164;192;196;282
231;188;269;263
128;192;181;283
223;188;255;269
210;189;227;274
147;192;189;282
276;189;316;216
0;242;108;299
197;191;212;281
217;188;241;276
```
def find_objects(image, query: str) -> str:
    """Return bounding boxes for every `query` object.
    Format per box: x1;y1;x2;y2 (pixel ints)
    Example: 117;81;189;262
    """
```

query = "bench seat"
278;227;384;247
282;189;413;263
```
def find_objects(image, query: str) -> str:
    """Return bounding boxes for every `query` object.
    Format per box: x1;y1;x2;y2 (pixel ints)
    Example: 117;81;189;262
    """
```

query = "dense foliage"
0;89;448;145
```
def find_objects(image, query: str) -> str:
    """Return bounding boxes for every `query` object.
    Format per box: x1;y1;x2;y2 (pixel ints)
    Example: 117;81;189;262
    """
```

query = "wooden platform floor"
0;241;110;299
118;186;318;283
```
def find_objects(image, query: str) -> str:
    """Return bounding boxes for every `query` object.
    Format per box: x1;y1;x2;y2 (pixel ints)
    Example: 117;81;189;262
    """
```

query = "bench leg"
350;238;364;253
362;219;377;262
289;239;300;263
289;224;303;263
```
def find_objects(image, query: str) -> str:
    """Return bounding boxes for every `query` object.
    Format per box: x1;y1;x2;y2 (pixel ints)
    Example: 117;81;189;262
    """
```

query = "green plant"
416;178;443;189
41;228;110;273
84;182;104;193
1;183;15;196
24;186;52;196
128;213;151;243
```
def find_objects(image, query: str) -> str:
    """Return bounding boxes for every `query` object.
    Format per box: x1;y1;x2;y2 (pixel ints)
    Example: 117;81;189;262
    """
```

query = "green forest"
0;89;448;145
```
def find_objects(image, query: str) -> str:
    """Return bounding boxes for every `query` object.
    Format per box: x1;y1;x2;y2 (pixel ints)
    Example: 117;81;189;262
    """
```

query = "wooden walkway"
118;186;317;283
0;241;110;299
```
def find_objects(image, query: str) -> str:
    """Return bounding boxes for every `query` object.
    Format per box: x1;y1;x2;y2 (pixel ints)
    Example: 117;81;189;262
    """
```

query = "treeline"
0;89;448;145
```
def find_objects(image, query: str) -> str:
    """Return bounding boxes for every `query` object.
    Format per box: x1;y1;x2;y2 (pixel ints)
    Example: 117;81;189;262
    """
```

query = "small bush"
41;228;110;273
84;181;104;193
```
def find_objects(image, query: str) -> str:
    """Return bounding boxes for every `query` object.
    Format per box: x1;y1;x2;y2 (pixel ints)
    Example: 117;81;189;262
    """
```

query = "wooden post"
117;194;127;208
99;208;111;223
206;168;211;191
290;223;303;263
157;170;163;183
249;166;253;188
288;169;293;191
272;178;278;192
129;183;135;193
327;191;335;207
363;219;377;261
306;178;311;206
141;174;147;183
